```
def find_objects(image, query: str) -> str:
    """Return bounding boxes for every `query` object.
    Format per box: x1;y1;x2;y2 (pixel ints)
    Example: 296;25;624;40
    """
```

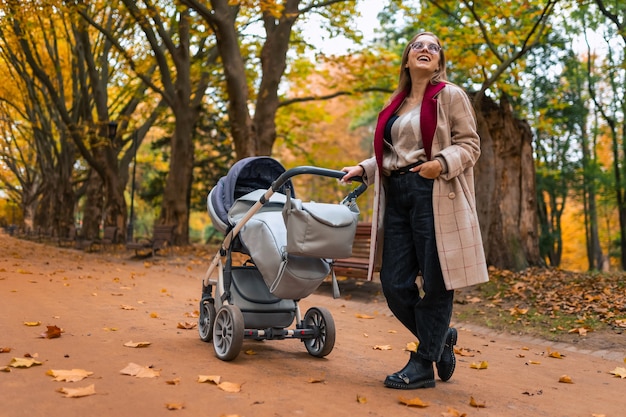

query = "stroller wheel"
213;305;244;361
303;307;335;358
198;299;216;342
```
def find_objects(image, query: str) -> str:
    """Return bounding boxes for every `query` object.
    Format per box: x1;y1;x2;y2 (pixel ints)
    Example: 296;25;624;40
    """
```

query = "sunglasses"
409;41;442;55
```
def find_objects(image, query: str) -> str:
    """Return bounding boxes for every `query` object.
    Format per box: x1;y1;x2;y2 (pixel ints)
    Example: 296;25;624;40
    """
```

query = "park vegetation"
0;0;624;273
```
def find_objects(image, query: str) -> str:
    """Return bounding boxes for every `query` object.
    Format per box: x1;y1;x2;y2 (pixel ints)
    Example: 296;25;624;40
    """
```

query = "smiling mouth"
417;55;431;62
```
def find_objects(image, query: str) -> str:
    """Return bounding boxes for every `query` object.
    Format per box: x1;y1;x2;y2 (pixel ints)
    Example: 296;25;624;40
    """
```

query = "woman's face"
405;34;442;76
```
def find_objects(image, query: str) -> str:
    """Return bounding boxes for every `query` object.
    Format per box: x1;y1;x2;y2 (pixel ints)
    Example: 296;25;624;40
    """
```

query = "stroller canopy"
208;156;292;233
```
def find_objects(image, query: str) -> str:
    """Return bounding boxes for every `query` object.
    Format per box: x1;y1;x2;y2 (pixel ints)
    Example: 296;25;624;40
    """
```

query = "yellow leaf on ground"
177;321;197;329
470;361;489;369
307;374;326;383
123;341;151;348
244;349;256;355
559;375;574;383
120;305;136;310
218;381;242;393
469;396;486;408
405;341;419;352
373;345;392;350
149;312;159;318
355;313;374;319
9;357;42;368
527;360;541;365
57;384;96;398
609;367;626;378
548;351;564;358
442;407;467;417
24;321;41;326
0;347;11;353
46;369;93;382
398;396;429;407
165;403;184;410
166;378;181;385
198;375;221;384
356;394;367;404
119;363;160;378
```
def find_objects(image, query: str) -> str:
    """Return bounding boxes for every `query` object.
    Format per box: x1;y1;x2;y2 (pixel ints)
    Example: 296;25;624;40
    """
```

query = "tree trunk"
474;94;542;270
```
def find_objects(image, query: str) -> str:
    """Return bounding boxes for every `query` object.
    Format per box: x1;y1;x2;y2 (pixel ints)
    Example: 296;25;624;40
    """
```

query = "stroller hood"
207;156;292;234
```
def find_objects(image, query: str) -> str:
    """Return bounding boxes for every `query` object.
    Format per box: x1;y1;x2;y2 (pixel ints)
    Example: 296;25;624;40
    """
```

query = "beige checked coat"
359;83;489;290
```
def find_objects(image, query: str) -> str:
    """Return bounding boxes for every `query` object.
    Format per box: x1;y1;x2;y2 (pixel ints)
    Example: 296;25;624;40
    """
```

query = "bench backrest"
152;224;175;248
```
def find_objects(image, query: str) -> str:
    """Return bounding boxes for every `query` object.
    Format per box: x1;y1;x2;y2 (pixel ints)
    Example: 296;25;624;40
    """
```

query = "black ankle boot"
384;353;435;389
436;327;457;382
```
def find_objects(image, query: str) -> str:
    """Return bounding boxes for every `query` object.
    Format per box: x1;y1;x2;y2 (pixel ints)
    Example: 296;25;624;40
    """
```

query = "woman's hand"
414;160;442;179
340;165;364;183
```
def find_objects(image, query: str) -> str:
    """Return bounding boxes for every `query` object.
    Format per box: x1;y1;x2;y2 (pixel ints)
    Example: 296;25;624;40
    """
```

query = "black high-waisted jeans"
380;171;454;363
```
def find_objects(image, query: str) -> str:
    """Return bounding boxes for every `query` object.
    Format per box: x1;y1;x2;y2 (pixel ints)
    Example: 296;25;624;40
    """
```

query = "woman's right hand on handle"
340;165;364;183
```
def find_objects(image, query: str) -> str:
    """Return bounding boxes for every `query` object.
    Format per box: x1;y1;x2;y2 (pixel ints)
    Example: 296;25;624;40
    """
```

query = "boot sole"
437;328;458;382
384;378;436;390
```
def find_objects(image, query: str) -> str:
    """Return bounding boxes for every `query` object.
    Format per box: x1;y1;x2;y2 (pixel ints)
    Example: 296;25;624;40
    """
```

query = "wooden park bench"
126;224;175;257
333;222;378;281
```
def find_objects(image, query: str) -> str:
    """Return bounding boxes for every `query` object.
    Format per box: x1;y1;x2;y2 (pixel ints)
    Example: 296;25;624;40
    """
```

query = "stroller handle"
272;166;363;188
271;166;366;196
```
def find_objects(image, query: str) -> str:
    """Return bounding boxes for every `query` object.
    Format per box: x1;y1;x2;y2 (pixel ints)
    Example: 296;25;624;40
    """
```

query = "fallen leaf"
41;325;62;339
548;350;564;359
120;305;137;310
373;345;392;350
356;394;367;404
244;349;256;355
120;363;160;378
307;374;326;383
442;407;467;417
46;369;93;382
469;396;486;408
103;327;118;332
24;321;41;326
57;384;96;398
218;381;242;393
355;313;374;319
405;341;419;352
0;366;10;372
398;395;429;407
165;403;184;410
177;321;197;329
609;367;626;378
166;378;181;385
149;312;159;318
9;357;42;368
559;375;574;383
198;375;221;384
456;347;475;357
527;360;541;365
123;341;151;348
0;347;11;353
470;361;489;369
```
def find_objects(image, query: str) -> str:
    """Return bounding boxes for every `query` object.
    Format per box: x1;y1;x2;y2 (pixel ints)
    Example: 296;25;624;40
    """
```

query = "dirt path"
1;232;624;417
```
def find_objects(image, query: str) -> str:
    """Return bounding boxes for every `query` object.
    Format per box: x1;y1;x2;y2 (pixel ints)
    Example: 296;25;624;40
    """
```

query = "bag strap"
331;265;341;299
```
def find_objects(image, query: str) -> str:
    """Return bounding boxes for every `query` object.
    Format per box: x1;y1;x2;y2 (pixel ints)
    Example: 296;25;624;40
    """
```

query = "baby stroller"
200;156;366;361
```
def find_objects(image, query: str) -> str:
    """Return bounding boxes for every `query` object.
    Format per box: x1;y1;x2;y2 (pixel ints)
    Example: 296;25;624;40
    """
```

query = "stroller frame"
199;164;365;361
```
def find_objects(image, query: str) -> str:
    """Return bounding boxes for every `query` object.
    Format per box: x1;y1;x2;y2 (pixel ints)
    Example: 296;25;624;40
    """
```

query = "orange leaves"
41;325;62;339
398;395;429;407
9;357;42;368
470;360;489;370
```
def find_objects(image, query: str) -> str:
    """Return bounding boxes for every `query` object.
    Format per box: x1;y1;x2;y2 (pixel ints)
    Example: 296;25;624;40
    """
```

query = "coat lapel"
373;82;446;168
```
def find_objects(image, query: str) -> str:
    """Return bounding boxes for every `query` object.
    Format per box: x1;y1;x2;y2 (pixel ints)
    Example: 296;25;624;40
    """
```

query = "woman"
341;32;489;390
